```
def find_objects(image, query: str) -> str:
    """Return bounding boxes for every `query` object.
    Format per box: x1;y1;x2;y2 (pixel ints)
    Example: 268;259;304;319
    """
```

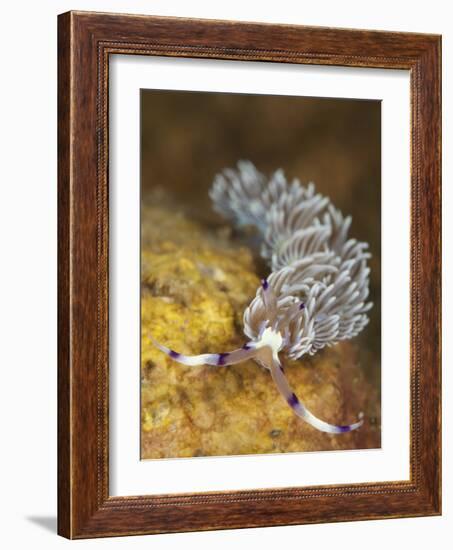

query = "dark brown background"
141;90;381;389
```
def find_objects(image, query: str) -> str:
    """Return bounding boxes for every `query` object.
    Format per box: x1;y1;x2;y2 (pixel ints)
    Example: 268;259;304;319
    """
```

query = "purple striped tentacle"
269;357;364;434
150;335;258;367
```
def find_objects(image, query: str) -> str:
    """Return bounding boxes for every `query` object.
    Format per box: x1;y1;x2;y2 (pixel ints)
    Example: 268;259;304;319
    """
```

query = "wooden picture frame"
58;10;441;539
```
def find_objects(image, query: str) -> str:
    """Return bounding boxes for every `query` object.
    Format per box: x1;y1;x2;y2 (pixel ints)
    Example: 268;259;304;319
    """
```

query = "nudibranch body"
152;161;372;434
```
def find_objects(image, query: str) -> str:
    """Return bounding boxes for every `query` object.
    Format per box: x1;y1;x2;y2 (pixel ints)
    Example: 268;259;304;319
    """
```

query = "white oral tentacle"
152;327;363;433
150;335;260;367
268;354;363;433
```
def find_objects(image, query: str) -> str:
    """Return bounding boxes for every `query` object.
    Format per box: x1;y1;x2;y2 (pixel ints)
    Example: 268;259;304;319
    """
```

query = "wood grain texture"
57;10;441;539
57;11;71;537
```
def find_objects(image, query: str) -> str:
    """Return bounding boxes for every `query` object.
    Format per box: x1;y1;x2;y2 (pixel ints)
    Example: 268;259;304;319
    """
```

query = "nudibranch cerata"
151;161;372;434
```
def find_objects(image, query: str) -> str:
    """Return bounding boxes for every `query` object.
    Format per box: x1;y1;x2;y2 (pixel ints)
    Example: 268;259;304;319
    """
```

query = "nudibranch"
151;161;372;434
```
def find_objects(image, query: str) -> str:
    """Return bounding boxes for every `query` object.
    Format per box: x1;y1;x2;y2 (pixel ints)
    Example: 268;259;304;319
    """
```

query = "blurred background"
141;89;381;398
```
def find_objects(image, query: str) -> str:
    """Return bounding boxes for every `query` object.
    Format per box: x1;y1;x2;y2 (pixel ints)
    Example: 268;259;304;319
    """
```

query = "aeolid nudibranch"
151;161;372;434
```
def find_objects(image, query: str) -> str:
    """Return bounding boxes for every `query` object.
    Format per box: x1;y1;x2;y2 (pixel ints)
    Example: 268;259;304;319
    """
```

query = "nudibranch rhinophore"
151;161;372;434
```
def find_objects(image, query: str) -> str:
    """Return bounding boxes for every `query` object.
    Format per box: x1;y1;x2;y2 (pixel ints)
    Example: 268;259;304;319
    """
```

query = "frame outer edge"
57;10;442;538
57;11;73;539
419;36;442;514
438;36;442;515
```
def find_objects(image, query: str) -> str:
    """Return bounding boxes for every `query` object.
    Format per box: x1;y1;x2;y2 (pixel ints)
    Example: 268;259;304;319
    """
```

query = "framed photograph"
58;11;441;538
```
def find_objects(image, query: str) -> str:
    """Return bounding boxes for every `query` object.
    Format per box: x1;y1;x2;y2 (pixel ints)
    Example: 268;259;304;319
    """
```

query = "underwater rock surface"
141;200;380;459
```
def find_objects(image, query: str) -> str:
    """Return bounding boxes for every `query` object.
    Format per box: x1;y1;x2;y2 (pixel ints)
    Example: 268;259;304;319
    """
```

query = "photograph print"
140;89;381;460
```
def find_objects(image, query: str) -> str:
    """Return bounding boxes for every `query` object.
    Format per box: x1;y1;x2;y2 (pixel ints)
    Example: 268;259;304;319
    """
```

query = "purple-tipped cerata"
152;161;372;434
